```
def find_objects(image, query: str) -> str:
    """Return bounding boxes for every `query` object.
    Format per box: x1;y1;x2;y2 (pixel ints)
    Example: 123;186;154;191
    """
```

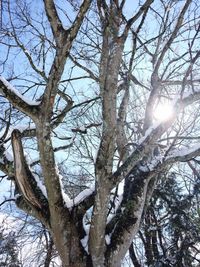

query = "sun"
153;101;174;122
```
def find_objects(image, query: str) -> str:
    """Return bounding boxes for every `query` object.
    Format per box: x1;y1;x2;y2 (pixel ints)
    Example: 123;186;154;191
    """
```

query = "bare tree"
0;0;200;266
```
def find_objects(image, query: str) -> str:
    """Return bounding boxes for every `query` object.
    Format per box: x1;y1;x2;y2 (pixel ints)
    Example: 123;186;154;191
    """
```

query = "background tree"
0;226;21;267
130;168;200;267
0;202;60;267
0;0;200;266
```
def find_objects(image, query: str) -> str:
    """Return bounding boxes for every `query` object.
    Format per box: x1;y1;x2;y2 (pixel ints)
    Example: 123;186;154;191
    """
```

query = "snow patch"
79;126;86;132
105;234;111;245
4;150;13;162
56;166;71;205
117;80;124;87
81;209;92;253
138;123;160;145
56;165;95;210
33;174;47;198
107;181;124;224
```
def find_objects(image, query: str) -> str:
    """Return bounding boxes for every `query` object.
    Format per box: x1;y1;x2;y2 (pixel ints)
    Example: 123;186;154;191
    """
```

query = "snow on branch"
57;166;95;210
111;88;200;185
69;185;95;208
62;182;95;210
166;143;200;163
0;77;40;106
0;77;40;119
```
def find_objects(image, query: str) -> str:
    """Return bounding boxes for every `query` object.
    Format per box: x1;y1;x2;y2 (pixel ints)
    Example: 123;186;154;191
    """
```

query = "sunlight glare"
153;102;174;122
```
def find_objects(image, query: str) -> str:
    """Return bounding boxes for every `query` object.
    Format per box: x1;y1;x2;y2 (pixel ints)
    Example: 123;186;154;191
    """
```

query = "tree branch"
11;129;49;217
43;0;66;46
121;0;153;39
0;77;40;120
111;89;200;185
41;0;92;121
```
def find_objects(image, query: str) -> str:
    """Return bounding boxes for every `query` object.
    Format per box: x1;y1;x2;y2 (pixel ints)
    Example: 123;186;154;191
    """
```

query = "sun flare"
153;101;174;122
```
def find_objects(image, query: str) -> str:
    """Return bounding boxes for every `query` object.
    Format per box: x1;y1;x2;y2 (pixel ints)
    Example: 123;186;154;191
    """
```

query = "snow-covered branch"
0;77;40;119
